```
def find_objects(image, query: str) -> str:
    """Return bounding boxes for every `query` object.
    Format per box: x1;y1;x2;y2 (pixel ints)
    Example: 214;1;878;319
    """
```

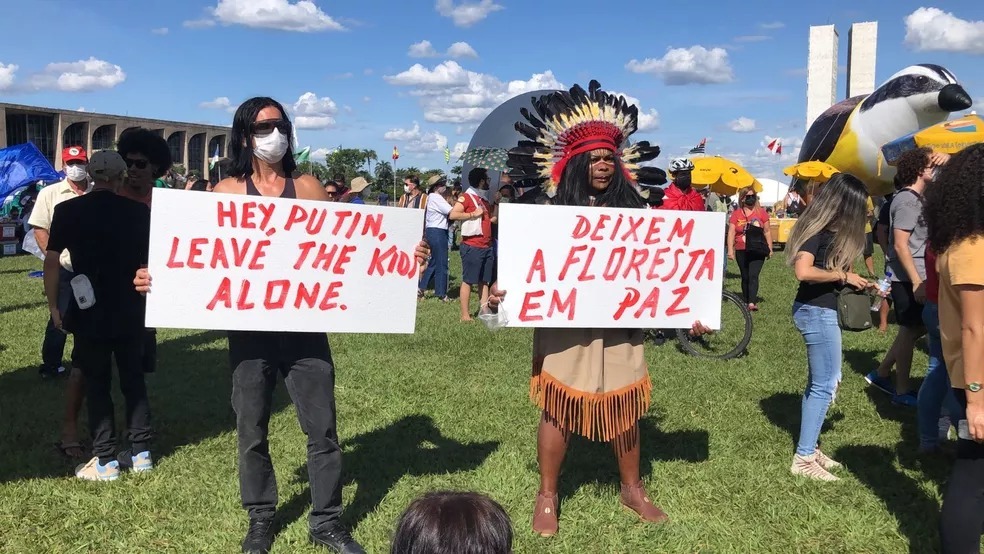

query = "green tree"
297;161;330;182
326;148;370;182
450;164;462;179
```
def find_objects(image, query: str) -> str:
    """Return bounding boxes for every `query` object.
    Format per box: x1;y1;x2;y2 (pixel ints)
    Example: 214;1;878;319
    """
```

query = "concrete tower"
806;25;839;129
847;22;878;98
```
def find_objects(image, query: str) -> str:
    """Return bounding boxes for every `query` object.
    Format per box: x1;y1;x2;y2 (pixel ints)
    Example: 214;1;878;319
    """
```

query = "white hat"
87;151;127;181
349;176;370;193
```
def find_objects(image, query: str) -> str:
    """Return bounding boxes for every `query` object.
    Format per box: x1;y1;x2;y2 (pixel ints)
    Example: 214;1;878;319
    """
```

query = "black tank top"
245;175;296;199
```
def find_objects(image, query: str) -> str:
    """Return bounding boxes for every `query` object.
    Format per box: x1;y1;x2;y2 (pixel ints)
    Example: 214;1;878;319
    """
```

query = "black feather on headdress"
507;80;662;192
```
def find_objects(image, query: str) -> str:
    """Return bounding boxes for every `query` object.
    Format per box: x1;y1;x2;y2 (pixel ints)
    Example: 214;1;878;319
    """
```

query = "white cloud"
194;0;345;32
0;63;17;90
451;141;468;160
331;72;354;79
343;105;353;113
200;96;239;113
759;21;785;30
408;40;479;59
362;96;371;102
447;41;478;58
435;0;503;27
25;58;125;92
728;117;757;133
363;68;373;75
409;40;439;58
386;62;563;123
151;27;169;35
383;121;448;153
76;107;87;112
626;46;734;85
292;92;338;129
904;7;984;54
607;91;660;132
734;35;770;43
385;60;470;87
183;18;216;28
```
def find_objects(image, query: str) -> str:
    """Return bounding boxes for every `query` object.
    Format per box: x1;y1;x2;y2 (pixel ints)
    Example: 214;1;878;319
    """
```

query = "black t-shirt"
47;190;151;338
794;230;838;310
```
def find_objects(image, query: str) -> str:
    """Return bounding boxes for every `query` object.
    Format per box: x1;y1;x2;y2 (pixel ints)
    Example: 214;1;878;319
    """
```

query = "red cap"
62;146;88;164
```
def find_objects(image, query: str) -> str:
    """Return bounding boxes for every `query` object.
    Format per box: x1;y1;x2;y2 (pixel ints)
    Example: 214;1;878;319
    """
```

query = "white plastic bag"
478;306;508;331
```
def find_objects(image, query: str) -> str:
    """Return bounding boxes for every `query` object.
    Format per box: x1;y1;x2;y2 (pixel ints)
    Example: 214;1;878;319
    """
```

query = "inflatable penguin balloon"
798;64;972;196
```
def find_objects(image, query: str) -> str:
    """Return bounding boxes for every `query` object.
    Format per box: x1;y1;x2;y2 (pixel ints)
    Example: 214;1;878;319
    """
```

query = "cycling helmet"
669;157;695;173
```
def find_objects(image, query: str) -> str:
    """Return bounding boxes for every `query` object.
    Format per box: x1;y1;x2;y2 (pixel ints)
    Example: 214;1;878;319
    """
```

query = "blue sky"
1;1;982;181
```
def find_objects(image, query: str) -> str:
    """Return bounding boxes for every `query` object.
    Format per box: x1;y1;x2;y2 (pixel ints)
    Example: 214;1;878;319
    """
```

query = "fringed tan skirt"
531;328;651;442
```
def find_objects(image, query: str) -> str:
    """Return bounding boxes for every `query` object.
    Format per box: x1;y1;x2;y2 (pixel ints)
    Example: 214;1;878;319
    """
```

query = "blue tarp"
0;142;60;203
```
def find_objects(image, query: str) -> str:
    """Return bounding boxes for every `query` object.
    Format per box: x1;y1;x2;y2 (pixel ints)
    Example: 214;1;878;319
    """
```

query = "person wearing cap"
28;145;91;457
419;174;453;301
45;150;154;482
345;176;368;205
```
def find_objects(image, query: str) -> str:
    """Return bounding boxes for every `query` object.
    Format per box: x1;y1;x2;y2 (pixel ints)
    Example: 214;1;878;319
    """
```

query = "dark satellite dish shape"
462;89;560;189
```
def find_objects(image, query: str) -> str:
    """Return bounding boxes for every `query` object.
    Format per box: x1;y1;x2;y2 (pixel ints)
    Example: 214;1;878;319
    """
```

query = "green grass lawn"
0;251;948;553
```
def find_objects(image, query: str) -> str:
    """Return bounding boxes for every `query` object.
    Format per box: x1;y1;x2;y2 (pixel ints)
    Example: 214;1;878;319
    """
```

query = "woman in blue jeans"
419;177;453;301
785;173;873;481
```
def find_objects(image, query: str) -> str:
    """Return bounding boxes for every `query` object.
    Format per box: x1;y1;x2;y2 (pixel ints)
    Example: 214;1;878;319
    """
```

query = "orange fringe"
530;368;652;443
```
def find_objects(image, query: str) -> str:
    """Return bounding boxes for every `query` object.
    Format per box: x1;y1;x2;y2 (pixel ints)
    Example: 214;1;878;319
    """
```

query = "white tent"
756;178;789;207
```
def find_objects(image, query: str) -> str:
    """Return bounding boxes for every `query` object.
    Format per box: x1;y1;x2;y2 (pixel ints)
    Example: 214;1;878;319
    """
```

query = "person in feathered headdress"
496;81;681;537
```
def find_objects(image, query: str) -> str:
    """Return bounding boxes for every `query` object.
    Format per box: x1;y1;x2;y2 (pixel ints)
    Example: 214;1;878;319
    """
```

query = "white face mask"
471;188;490;202
404;185;411;194
253;129;289;164
65;165;88;183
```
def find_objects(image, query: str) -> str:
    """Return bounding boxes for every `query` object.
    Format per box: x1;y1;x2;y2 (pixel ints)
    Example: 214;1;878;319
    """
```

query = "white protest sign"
497;203;725;329
145;188;424;333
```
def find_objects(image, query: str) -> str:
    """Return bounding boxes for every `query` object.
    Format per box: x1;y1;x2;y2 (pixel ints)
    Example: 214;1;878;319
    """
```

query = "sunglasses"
251;119;292;136
125;158;149;169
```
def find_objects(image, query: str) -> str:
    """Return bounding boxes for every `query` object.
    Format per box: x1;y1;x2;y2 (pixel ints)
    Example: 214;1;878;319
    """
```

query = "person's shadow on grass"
547;415;709;509
836;444;942;554
759;392;845;450
276;414;498;535
0;329;291;483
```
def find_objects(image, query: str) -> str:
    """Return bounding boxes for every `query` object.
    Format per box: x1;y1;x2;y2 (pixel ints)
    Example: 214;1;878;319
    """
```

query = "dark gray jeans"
228;331;343;530
42;267;74;370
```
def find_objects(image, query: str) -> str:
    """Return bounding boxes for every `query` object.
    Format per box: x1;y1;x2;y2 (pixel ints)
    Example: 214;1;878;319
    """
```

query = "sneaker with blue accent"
75;457;120;481
864;370;895;395
892;391;918;407
116;449;154;473
131;451;153;473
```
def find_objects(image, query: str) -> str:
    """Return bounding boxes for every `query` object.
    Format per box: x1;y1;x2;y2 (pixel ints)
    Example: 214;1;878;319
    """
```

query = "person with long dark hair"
133;97;430;554
785;172;872;481
924;144;984;552
487;81;713;537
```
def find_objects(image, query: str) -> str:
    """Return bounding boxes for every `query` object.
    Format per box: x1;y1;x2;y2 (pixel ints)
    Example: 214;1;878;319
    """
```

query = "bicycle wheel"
674;290;752;360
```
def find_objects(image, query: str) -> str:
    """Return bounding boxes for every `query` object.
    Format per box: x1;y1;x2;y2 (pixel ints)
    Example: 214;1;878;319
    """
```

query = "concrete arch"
91;124;117;150
62;122;88;149
167;131;186;165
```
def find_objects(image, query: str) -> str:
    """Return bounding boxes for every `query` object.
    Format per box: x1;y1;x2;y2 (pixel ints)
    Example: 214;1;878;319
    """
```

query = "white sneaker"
75;457;120;482
791;454;839;481
815;449;842;470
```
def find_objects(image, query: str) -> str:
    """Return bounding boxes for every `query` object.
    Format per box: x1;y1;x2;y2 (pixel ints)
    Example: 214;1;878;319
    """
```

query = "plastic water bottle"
871;269;894;311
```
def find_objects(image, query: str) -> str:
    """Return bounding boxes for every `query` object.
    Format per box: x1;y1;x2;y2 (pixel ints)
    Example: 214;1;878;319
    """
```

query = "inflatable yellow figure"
798;64;971;196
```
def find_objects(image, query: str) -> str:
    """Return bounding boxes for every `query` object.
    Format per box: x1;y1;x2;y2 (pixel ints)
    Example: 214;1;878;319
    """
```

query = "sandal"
54;440;87;459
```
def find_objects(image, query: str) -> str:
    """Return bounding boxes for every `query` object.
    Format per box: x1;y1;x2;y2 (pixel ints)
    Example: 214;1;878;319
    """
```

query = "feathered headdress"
507;80;666;194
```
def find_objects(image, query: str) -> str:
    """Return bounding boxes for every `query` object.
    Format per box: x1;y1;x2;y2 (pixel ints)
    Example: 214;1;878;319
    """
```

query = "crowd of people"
19;79;984;554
